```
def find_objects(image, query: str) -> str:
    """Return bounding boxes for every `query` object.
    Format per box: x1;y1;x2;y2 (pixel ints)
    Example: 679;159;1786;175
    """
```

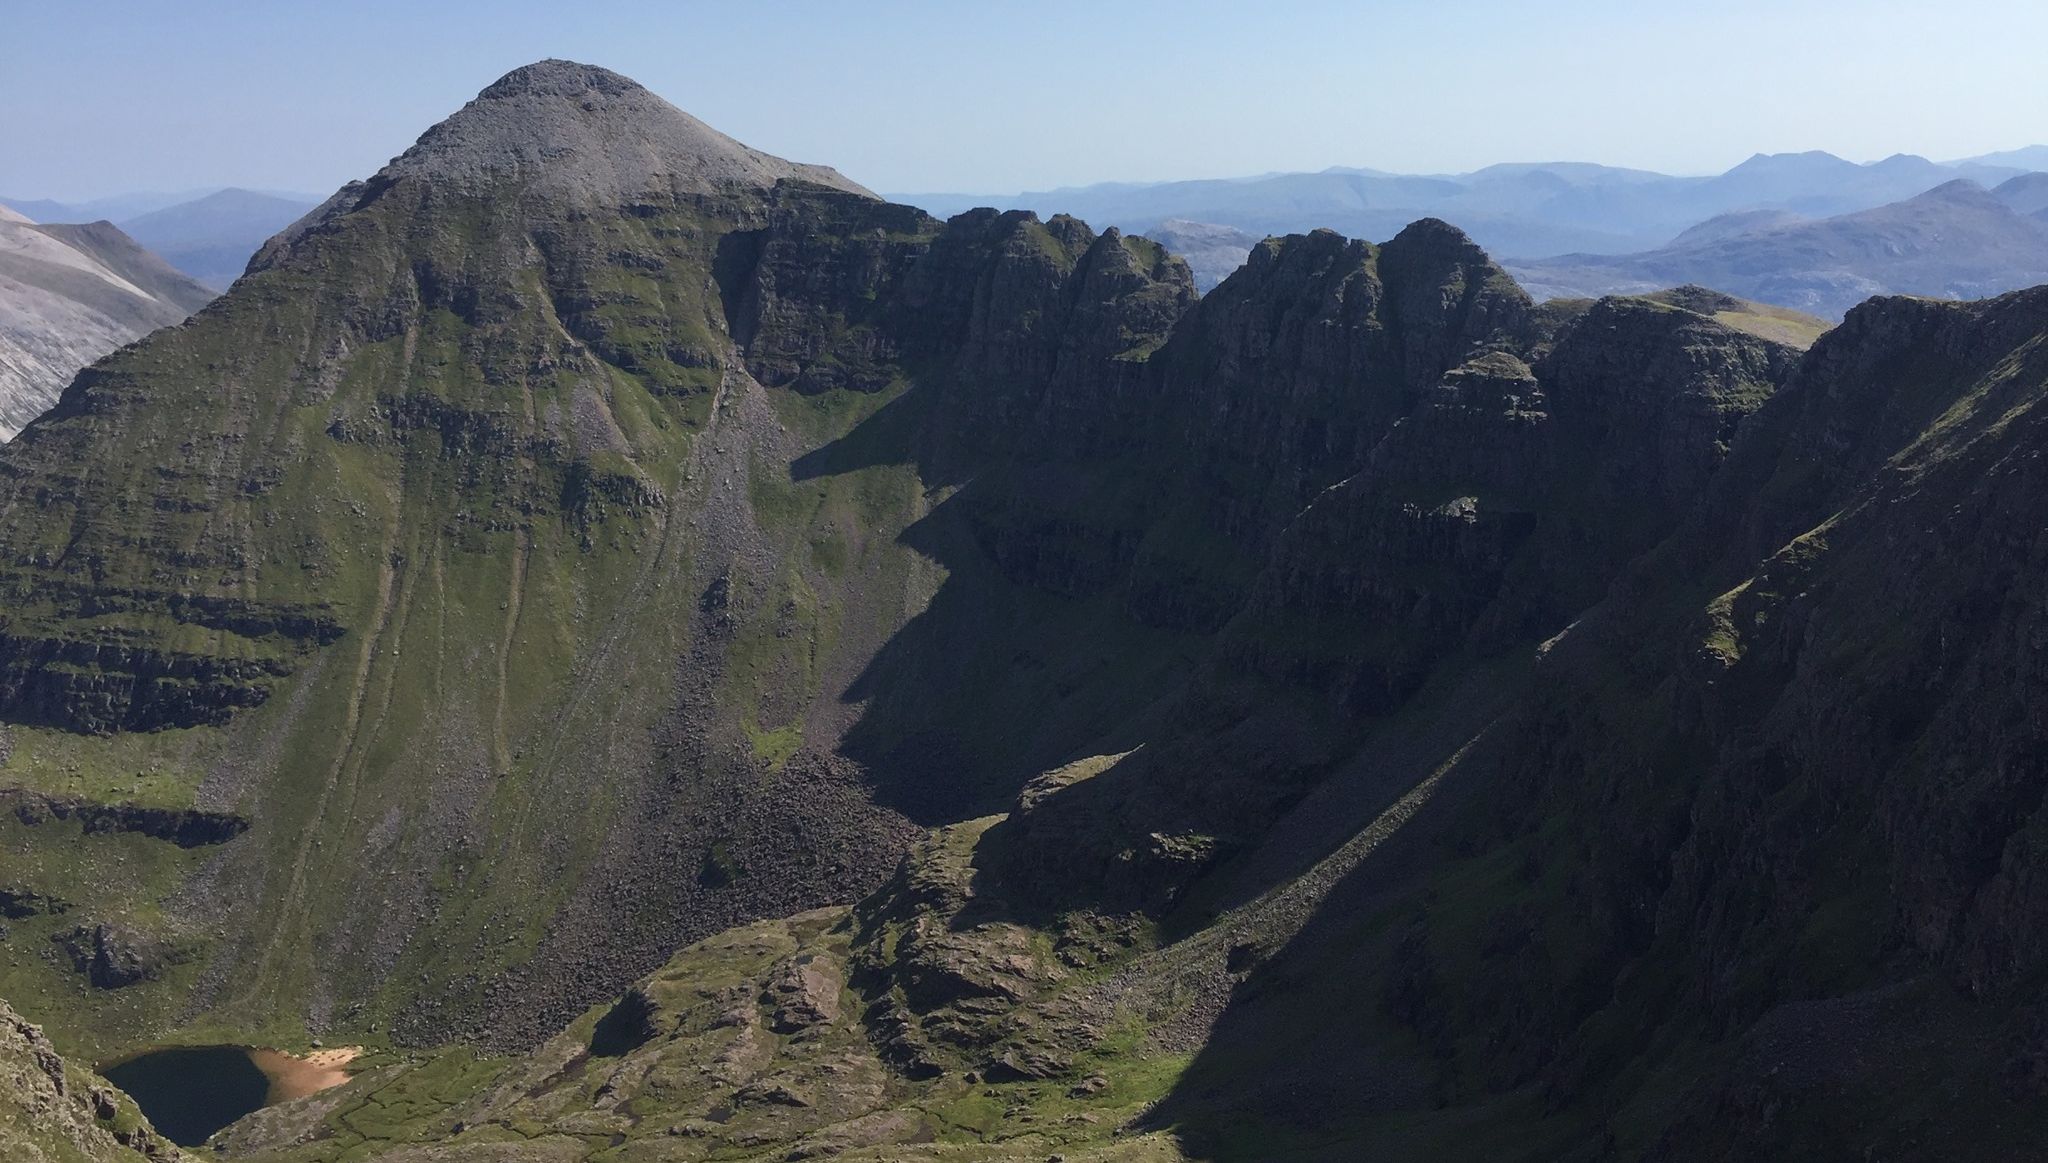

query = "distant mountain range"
1509;177;2048;318
0;187;320;290
893;149;2046;260
0;203;215;438
117;187;321;289
1995;171;2048;216
1956;145;2048;171
0;190;219;224
17;148;2048;307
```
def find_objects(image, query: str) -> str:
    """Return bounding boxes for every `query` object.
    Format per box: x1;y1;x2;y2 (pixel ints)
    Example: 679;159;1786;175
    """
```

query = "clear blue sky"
5;0;2046;201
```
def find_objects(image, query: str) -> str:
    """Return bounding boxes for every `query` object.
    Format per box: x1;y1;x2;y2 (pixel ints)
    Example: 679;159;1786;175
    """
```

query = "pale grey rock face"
254;60;878;274
1148;218;1259;291
0;217;214;440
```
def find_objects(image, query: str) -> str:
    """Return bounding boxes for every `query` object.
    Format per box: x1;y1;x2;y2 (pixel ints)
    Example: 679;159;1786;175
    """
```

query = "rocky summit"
5;59;2048;1162
365;60;870;201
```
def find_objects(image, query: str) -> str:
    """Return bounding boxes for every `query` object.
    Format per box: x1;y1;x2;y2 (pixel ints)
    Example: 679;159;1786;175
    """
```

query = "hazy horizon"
6;0;2047;203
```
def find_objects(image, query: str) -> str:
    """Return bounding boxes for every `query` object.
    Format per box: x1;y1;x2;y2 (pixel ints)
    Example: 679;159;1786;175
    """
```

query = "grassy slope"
0;184;937;1054
0;178;1209;1074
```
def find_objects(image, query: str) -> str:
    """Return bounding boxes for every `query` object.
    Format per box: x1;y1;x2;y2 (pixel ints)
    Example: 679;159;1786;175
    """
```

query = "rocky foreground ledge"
0;998;185;1161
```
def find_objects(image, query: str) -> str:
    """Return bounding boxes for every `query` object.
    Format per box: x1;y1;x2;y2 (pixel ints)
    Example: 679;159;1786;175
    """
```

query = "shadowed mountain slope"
1129;284;2048;1160
189;233;2048;1163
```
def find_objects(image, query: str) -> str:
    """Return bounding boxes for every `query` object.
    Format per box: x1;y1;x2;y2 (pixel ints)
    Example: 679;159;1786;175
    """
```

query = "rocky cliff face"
980;236;1793;925
1121;286;2048;1161
1415;287;2048;1156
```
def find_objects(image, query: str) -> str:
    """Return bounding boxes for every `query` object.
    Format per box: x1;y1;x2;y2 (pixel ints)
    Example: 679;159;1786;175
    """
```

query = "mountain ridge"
6;59;2048;1163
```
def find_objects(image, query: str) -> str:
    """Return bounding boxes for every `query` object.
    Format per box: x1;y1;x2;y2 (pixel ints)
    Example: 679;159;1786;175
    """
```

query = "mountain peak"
377;59;873;202
1729;150;1854;175
1911;177;1995;204
1383;216;1493;266
476;58;646;101
1994;172;2048;217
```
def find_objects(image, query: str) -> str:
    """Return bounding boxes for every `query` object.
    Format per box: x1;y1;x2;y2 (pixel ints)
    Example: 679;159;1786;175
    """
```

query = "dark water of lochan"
100;1044;270;1147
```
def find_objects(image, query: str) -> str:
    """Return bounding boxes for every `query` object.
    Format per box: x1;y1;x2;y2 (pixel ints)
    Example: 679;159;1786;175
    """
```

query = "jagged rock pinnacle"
376;59;874;202
1382;216;1492;264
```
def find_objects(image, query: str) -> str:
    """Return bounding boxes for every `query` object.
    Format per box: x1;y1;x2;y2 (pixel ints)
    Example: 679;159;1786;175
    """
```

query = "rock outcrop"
0;999;183;1161
1;789;247;847
53;923;177;990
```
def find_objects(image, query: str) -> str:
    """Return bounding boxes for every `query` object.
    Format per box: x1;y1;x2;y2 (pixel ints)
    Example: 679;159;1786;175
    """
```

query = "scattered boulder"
1068;1073;1110;1098
0;886;67;918
588;985;662;1057
762;952;843;1033
52;923;173;989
